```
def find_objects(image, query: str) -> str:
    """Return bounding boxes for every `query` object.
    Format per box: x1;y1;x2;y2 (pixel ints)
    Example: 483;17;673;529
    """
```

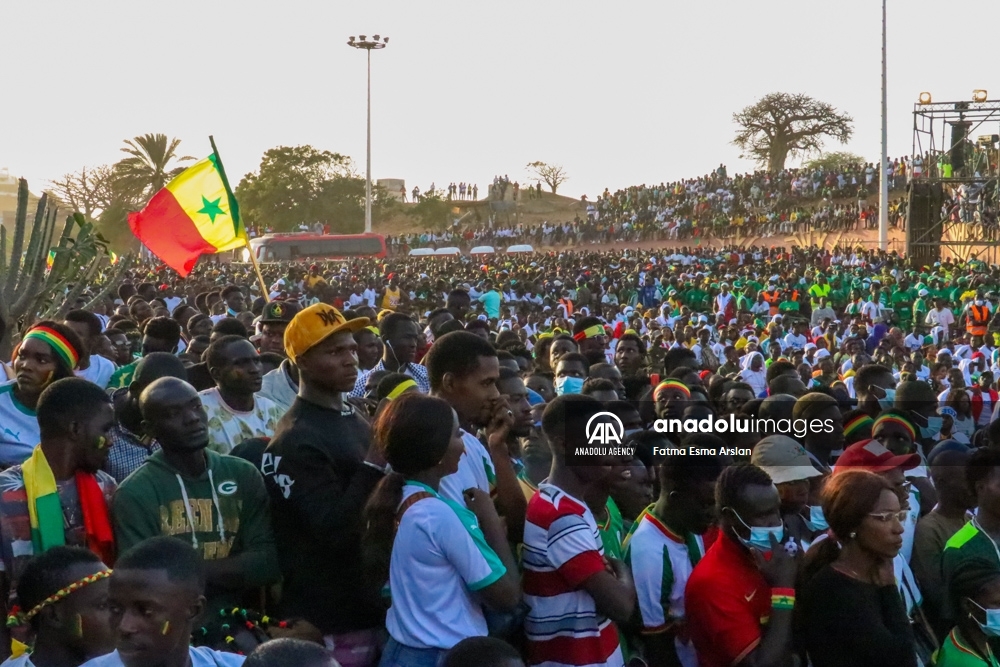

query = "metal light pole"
878;0;889;251
347;34;388;234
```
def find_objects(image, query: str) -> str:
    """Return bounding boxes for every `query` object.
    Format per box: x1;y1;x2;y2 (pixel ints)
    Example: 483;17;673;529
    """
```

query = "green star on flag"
197;196;226;223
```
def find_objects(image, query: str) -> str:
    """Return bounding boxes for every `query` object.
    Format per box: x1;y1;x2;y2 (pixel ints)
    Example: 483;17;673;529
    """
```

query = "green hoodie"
112;449;279;588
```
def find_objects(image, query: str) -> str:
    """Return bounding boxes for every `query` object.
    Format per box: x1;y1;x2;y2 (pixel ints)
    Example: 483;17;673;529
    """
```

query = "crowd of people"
6;240;1000;667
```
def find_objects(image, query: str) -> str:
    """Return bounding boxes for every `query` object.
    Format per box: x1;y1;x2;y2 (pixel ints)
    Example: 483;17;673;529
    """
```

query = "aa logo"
217;481;238;496
586;411;624;446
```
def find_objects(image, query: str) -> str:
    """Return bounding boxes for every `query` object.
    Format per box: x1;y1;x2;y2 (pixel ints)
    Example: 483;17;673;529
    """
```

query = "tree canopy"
526;161;568;194
804;151;867;173
236;145;389;233
732;93;854;173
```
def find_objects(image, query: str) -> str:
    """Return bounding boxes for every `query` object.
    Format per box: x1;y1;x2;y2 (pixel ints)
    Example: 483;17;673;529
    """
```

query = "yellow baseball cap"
284;303;370;362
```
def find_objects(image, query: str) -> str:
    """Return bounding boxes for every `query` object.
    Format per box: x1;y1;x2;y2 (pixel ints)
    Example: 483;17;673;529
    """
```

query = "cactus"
0;178;133;357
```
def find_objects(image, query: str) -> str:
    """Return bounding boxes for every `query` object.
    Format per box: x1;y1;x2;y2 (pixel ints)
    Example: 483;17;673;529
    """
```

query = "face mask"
920;416;944;439
555;376;584;396
803;506;828;532
877;387;896;412
972;601;1000;637
976;300;985;307
731;509;784;552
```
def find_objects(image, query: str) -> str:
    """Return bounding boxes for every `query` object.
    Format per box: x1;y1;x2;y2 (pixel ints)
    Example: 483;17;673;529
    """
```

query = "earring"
849;531;857;539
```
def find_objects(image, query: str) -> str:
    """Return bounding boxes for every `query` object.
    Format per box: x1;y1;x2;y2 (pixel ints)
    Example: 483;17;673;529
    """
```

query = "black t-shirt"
263;397;385;633
799;565;916;667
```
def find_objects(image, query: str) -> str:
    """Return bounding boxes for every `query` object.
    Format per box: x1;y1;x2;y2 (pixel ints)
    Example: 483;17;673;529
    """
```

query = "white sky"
3;0;999;200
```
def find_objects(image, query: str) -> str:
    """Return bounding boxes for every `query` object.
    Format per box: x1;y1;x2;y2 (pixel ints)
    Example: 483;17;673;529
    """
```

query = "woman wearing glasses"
797;467;917;667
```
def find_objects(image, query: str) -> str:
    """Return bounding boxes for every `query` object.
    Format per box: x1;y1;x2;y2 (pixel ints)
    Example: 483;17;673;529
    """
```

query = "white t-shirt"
75;354;116;389
197;388;285;454
81;648;244;667
0;381;39;467
386;483;506;649
439;430;496;503
625;512;703;667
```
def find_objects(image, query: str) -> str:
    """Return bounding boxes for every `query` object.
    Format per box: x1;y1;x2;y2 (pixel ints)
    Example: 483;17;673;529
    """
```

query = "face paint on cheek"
42;371;55;387
161;620;170;635
74;613;83;638
96;436;107;450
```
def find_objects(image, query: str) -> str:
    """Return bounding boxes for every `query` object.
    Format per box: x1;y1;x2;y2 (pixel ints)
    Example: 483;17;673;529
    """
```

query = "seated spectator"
113;377;279;608
198;336;284;454
79;536;245;667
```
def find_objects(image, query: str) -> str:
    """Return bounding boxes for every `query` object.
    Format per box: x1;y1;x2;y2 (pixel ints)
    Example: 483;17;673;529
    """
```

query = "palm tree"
114;133;194;199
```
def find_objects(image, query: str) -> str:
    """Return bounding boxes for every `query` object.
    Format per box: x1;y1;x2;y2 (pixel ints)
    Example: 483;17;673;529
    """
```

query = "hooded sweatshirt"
111;449;279;591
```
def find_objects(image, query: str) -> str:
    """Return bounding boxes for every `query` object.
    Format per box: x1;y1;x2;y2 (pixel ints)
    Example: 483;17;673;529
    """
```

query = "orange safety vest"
968;304;989;336
762;292;780;315
559;298;574;317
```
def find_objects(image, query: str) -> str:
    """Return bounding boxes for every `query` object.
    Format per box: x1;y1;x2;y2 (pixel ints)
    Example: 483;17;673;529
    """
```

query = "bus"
247;232;387;262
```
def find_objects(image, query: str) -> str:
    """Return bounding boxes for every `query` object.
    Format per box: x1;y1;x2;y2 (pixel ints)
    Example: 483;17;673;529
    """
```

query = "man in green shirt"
942;447;1000;626
778;291;800;315
891;279;918;329
106;317;182;390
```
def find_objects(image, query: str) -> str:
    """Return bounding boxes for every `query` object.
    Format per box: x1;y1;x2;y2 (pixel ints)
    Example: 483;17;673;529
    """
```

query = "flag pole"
209;135;270;303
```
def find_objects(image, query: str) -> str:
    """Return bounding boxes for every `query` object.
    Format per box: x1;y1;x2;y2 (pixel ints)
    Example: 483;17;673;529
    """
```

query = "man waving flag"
127;138;245;276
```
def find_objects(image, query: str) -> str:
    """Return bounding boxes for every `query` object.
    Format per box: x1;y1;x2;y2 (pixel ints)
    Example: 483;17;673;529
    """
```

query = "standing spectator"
4;546;114;667
798;470;916;667
113;377;279;608
107;317;182;390
522;395;635;667
263;305;387;667
198;336;284;454
64;310;117;389
685;464;799;667
79;537;245;667
364;394;520;666
0;322;85;467
350;314;430;397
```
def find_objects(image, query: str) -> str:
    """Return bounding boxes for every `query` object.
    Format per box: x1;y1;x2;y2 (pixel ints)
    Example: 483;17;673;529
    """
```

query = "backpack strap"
395;491;435;528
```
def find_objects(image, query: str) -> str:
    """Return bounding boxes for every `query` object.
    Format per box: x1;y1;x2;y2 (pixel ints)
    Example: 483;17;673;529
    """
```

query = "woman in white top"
363;394;521;667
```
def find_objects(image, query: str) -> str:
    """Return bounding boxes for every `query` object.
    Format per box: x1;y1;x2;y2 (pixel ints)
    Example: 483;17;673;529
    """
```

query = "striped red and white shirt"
522;483;624;667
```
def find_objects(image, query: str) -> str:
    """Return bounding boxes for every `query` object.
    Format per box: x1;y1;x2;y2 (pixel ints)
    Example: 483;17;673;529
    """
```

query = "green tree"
114;133;194;196
804;151;867;173
237;145;389;233
733;93;854;172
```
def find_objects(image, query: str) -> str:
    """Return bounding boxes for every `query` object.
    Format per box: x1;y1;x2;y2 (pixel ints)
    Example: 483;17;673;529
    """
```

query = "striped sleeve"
547;513;607;588
631;540;673;633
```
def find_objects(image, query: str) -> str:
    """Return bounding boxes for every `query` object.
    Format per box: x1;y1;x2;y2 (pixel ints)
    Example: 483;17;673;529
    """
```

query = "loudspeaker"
906;181;944;264
951;121;972;174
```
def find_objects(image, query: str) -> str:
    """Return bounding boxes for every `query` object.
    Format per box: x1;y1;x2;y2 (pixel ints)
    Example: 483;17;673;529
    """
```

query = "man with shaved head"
111;377;279;608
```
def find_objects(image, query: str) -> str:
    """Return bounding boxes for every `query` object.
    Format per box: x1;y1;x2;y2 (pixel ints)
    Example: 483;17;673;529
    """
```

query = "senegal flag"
127;140;245;276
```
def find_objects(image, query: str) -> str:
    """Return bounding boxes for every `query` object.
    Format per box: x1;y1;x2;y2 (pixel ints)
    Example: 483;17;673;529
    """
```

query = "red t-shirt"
684;531;771;667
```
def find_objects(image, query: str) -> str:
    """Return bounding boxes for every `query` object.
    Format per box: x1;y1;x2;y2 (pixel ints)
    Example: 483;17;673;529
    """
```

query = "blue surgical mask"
877;387;896;412
803;506;828;532
920;416;944;439
555;376;584;396
972;601;1000;637
731;509;784;552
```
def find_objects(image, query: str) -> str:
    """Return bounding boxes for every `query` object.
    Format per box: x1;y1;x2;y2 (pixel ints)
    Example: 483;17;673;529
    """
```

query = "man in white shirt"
65;310;117;389
783;321;808;352
926;298;955;340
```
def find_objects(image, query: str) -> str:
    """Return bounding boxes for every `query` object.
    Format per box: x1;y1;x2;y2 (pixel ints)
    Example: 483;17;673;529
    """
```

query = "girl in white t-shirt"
363;394;520;667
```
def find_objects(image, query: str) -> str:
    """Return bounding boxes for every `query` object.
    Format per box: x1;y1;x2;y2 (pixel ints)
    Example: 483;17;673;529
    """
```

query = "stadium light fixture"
918;92;932;105
973;89;988;103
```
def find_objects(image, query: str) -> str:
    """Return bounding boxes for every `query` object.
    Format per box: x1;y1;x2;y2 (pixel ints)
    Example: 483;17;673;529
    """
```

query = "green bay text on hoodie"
112;449;279;588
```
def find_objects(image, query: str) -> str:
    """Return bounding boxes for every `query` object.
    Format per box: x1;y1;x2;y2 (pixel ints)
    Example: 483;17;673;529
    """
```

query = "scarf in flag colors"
127;145;245;277
22;445;115;565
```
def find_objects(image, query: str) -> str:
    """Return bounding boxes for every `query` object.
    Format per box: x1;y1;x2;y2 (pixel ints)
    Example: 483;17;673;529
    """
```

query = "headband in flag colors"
365;326;380;336
872;414;916;441
843;413;874;437
386;379;418;400
22;327;79;370
573;325;606;342
537;332;554;341
654;379;691;400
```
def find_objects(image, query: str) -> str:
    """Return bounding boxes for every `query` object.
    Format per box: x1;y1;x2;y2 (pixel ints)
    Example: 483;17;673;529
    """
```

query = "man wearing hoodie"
111;377;279;608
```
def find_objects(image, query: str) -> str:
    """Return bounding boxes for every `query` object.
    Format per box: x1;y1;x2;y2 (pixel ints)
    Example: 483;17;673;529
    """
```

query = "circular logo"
585;411;625;446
